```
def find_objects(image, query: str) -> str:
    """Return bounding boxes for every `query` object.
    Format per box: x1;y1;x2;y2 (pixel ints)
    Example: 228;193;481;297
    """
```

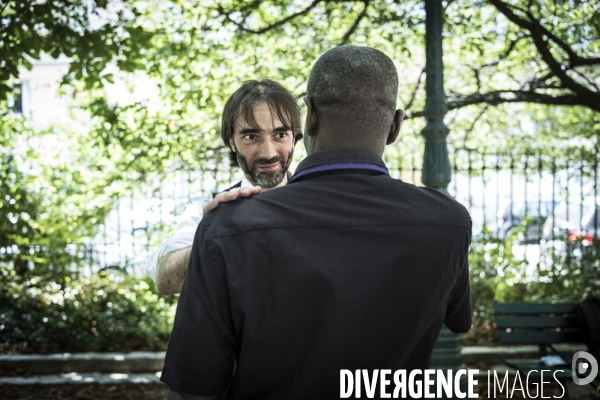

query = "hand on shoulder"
202;186;262;216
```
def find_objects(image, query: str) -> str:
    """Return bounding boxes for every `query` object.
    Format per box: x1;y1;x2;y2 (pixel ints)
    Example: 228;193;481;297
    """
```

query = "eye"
276;132;289;139
242;134;256;140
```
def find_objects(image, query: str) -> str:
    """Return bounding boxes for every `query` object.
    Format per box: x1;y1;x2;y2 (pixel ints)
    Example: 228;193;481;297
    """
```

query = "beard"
236;148;293;189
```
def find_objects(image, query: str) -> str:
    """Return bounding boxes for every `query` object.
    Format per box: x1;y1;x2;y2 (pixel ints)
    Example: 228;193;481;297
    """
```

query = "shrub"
0;269;177;354
465;221;600;345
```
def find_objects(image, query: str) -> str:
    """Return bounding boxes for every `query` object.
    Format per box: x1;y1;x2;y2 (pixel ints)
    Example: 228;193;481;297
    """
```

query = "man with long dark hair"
145;79;303;295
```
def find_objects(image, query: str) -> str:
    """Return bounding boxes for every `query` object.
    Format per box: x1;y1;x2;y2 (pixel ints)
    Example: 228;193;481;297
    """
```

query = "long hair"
221;79;303;167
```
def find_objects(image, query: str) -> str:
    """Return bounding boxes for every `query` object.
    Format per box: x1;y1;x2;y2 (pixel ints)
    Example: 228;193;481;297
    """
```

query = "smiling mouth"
256;162;280;172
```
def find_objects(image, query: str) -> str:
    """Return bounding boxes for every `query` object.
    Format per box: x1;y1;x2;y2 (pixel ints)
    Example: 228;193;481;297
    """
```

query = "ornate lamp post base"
422;133;451;196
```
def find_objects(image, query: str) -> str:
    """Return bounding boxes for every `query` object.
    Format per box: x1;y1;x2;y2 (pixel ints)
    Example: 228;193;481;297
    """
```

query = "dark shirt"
161;148;472;399
212;181;242;198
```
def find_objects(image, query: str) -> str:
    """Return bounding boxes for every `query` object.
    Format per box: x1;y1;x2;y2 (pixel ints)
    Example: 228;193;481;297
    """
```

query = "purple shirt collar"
289;148;389;183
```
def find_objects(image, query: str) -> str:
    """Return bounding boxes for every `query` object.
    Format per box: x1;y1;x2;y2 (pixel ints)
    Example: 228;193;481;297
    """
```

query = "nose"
258;136;278;160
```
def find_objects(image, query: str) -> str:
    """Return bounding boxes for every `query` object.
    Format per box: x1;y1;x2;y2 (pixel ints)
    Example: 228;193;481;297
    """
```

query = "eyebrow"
238;125;290;135
239;127;262;135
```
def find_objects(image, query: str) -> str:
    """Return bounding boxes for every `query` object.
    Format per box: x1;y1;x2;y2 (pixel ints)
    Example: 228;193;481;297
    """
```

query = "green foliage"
66;0;597;177
0;106;113;281
0;107;177;353
1;0;599;353
0;270;177;353
3;0;598;176
467;221;600;343
0;0;152;100
81;0;428;175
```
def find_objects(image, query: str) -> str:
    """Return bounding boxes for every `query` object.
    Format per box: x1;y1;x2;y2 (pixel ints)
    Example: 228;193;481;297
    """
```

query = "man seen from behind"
162;46;473;400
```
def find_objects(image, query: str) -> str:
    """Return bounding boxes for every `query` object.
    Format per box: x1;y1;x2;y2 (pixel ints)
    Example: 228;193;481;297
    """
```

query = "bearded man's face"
231;102;294;189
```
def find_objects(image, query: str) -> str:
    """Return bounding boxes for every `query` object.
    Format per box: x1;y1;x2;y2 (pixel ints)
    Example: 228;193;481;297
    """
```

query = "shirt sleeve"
145;201;204;281
160;223;236;396
444;239;472;333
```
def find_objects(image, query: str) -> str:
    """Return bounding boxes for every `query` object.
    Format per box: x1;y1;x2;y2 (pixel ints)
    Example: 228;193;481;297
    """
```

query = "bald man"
161;46;472;400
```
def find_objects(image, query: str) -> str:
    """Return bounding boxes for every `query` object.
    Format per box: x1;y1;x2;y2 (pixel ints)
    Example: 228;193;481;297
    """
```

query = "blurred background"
0;0;599;383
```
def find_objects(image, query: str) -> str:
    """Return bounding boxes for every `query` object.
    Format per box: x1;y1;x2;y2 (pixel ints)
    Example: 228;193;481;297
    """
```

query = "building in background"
13;54;72;127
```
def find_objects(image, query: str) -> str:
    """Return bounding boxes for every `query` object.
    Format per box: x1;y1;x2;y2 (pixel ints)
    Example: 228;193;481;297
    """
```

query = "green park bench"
494;302;583;398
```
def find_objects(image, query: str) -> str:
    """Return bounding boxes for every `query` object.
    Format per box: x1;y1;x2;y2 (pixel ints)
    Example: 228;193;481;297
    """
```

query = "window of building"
13;84;23;114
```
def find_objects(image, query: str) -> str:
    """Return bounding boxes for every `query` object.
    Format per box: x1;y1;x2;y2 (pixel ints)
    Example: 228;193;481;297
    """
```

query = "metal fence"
86;163;242;277
88;146;600;278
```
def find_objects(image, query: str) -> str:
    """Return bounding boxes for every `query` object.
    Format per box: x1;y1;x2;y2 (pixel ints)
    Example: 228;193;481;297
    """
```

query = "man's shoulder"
414;185;472;228
201;178;472;239
197;194;270;239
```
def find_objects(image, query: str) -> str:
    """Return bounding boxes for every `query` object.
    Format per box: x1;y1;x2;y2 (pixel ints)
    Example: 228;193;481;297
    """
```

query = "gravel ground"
0;384;169;400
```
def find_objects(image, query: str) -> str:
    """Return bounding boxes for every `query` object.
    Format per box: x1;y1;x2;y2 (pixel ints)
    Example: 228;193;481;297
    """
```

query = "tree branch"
529;70;556;89
462;105;488;149
232;0;263;15
505;0;528;15
534;83;566;90
524;9;600;67
338;0;370;46
0;1;10;18
403;66;425;112
488;0;600;68
529;29;599;107
218;0;322;35
471;66;481;92
570;69;600;93
487;0;600;111
443;0;456;12
489;0;600;68
479;35;525;69
404;89;588;119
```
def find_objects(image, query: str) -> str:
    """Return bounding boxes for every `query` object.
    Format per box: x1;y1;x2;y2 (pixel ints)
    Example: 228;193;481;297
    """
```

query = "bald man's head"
306;46;399;137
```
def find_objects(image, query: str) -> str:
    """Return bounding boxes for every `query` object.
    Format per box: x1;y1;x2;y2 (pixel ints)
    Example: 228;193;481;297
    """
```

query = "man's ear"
303;97;318;137
229;138;236;152
386;109;404;145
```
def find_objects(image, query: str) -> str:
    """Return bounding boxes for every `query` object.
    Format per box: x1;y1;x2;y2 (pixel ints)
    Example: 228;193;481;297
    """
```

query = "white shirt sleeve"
145;178;254;281
145;198;205;280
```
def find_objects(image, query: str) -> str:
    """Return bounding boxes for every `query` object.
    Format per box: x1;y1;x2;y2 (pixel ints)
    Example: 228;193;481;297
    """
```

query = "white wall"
16;54;72;128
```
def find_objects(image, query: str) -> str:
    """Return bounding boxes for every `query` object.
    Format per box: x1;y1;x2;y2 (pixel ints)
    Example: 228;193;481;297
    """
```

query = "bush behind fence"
2;146;599;352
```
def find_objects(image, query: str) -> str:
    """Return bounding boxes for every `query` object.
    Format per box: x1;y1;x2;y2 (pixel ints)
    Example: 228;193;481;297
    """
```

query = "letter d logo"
571;351;598;386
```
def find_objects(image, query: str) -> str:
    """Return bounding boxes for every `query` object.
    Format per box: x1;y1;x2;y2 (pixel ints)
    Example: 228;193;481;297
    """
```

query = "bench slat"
499;331;582;343
503;360;573;378
496;316;578;328
494;302;579;314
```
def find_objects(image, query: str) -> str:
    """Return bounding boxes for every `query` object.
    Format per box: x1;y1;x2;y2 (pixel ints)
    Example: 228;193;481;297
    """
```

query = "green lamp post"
422;0;465;376
421;0;452;196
